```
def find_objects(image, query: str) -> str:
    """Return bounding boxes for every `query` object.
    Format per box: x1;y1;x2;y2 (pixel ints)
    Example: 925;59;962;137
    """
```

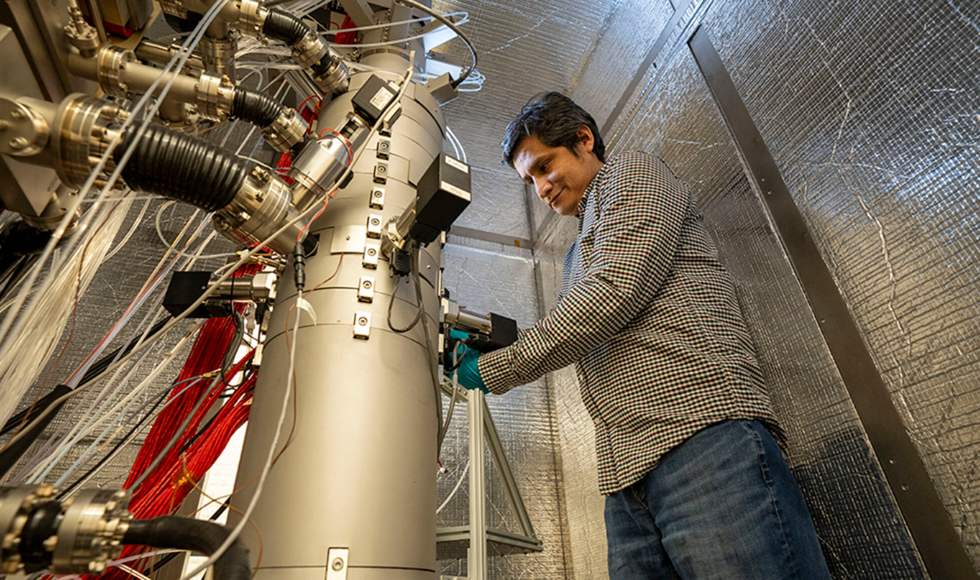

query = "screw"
367;248;377;256
357;317;368;326
376;165;386;173
370;218;380;226
9;137;28;150
363;280;372;289
332;558;344;571
9;109;22;120
373;190;383;198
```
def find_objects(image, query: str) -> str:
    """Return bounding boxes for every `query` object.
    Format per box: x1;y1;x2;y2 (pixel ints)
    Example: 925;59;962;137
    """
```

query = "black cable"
123;516;251;580
0;315;174;452
387;246;423;333
0;385;71;479
219;311;245;389
149;504;228;572
393;0;477;88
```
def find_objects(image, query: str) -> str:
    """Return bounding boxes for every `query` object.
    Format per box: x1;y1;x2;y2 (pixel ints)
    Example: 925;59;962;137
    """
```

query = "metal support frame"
437;381;543;573
337;0;375;27
688;24;979;580
467;390;487;580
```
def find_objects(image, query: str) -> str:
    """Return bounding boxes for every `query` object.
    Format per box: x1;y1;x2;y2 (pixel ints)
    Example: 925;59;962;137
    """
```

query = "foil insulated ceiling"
700;0;980;569
431;0;621;241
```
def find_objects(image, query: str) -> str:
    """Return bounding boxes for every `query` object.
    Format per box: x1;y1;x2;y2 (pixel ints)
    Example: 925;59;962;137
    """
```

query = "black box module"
163;271;229;318
412;153;472;244
351;75;397;124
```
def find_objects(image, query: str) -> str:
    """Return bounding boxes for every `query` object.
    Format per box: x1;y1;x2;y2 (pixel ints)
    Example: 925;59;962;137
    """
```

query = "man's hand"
447;330;488;393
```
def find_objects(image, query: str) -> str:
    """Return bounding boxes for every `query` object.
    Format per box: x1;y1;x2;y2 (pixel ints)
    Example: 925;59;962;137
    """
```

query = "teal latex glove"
447;330;488;393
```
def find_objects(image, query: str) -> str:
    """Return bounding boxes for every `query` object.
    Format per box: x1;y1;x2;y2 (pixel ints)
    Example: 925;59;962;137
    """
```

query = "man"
450;92;831;579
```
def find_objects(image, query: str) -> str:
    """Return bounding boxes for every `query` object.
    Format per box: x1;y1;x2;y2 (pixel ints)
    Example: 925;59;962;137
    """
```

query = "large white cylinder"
230;61;448;579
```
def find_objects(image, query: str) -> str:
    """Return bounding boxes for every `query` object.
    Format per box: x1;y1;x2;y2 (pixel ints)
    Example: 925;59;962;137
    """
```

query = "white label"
445;156;469;174
370;86;394;111
441;180;471;201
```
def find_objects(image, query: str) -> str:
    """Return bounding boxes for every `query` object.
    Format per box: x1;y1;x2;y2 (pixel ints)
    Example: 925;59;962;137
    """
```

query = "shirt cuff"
478;346;523;395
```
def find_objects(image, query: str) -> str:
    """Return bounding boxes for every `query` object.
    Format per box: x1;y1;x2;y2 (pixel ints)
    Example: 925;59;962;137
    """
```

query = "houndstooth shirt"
479;151;782;495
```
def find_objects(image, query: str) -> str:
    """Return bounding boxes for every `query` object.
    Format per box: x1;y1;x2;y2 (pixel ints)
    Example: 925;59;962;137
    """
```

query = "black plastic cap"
411;153;471;244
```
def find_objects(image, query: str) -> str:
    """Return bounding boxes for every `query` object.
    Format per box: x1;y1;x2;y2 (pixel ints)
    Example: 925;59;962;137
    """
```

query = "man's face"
513;128;603;217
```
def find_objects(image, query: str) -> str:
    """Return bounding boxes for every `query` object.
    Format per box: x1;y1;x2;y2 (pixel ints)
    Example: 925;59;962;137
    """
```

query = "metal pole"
467;390;487;580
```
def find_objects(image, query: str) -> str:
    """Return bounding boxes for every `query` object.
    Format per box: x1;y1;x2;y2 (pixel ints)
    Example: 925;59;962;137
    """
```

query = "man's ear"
576;126;595;155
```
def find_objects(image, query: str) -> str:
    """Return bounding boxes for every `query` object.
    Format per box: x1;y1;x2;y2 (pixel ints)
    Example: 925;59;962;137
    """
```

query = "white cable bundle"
0;198;132;429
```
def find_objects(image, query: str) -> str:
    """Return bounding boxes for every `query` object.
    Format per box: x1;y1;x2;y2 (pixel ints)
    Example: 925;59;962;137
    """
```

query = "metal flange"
96;45;137;99
196;73;236;120
0;98;50;157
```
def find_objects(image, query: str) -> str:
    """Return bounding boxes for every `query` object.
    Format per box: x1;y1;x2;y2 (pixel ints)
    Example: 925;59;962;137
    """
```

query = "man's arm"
478;154;689;394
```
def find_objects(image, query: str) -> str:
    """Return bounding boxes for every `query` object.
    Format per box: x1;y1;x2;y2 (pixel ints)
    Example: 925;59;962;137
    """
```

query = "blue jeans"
604;420;831;579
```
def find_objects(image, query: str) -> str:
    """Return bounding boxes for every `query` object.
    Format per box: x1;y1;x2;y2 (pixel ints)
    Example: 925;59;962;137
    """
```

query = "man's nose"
535;178;552;199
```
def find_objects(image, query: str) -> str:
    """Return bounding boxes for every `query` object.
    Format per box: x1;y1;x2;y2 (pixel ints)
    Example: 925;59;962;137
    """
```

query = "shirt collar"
577;158;612;218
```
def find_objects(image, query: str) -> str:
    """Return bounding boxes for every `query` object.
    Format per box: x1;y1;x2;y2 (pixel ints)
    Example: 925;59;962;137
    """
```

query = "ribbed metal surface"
700;0;980;571
531;0;980;576
614;47;926;577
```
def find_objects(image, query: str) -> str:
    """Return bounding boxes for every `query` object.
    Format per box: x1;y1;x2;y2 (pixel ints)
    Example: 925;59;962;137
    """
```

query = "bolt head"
373;190;383;198
367;248;377;256
357;317;368;326
331;558;344;571
362;280;372;289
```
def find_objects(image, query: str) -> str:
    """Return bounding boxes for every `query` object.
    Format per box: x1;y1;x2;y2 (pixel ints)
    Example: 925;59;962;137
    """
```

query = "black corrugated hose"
231;87;281;128
123;516;251;580
115;125;247;212
262;8;309;47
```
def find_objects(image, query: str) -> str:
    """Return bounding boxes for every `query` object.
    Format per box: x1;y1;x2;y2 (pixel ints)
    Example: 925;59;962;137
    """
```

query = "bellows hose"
114;125;247;211
123;516;251;580
262;8;309;46
231;87;281;128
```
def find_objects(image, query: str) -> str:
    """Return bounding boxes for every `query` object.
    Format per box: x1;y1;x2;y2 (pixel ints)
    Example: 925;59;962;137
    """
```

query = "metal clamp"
366;214;383;239
357;276;375;302
353;312;371;339
311;48;350;95
96;46;137;99
292;34;327;69
373;162;388;184
369;187;385;210
237;0;269;39
362;242;380;269
196;73;236;120
326;547;349;579
262;108;306;152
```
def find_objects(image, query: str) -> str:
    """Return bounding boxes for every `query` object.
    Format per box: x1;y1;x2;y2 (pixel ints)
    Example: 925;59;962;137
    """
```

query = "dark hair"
501;92;606;167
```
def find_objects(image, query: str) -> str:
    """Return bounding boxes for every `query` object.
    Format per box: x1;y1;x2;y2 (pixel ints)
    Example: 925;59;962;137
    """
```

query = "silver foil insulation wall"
517;0;979;577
